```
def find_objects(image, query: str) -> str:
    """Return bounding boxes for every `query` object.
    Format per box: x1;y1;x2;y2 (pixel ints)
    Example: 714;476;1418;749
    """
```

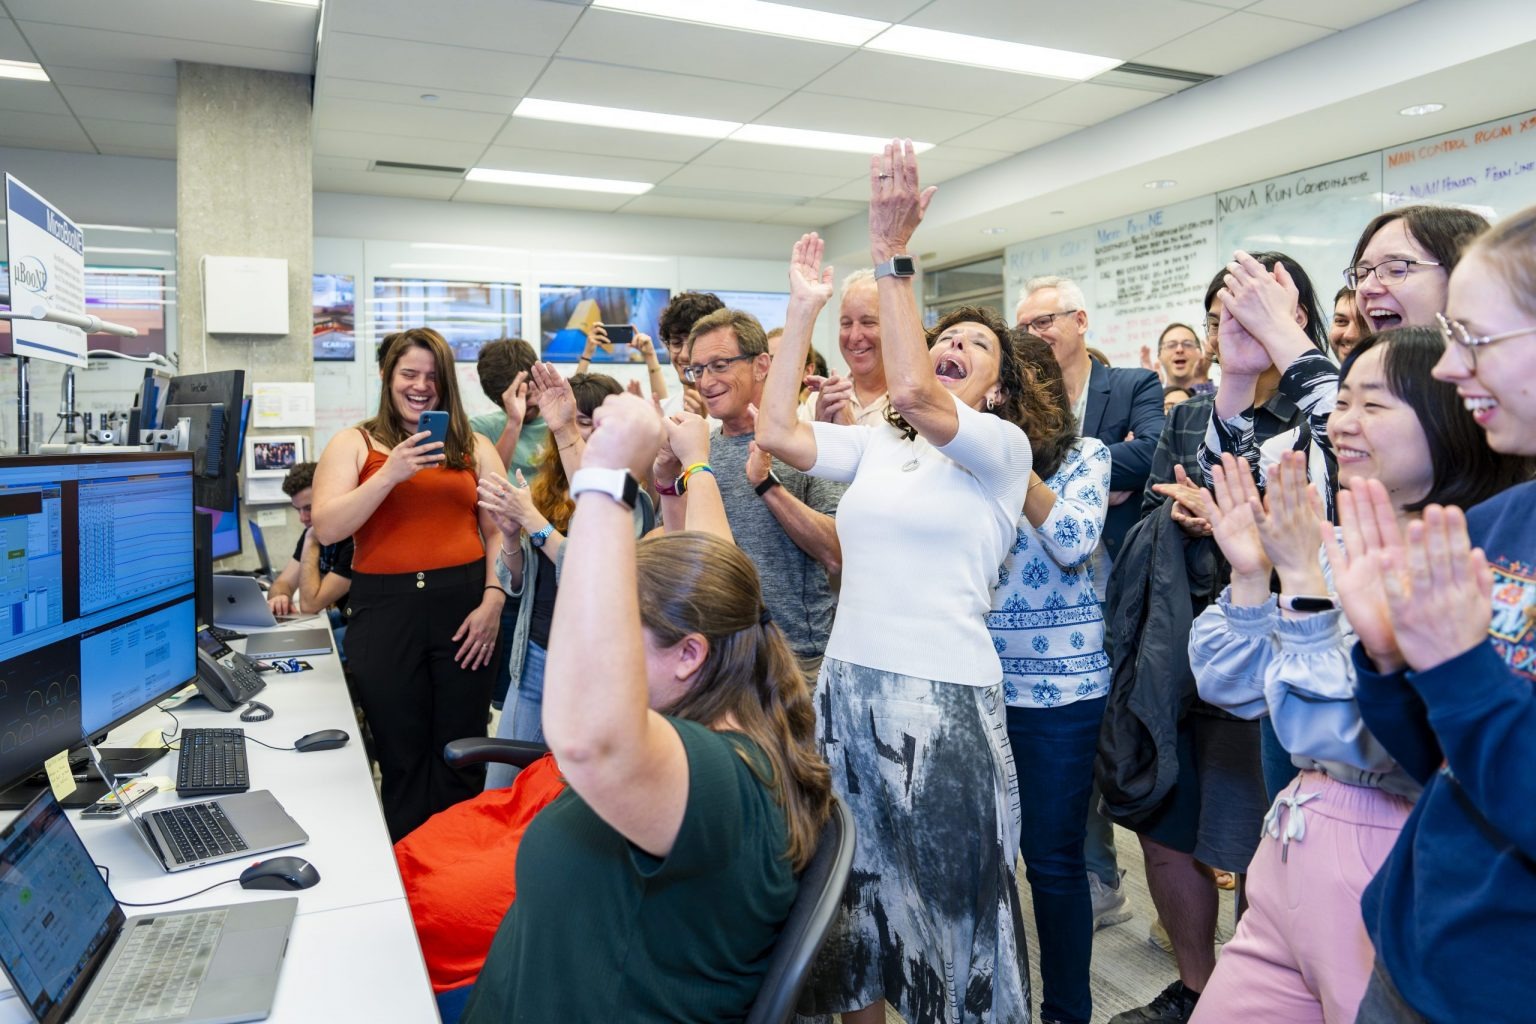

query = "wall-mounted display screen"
538;284;669;364
372;277;522;363
313;273;356;362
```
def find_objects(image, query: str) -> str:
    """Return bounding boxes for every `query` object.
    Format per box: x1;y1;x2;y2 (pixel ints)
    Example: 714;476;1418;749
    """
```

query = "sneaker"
1107;980;1199;1023
1089;870;1132;930
1148;917;1174;953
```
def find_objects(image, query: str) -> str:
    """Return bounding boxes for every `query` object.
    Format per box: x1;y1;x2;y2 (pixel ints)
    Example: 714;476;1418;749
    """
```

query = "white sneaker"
1089;870;1132;930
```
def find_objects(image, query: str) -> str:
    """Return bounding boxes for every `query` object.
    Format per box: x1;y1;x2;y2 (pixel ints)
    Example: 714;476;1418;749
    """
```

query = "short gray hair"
1021;275;1088;319
841;268;876;296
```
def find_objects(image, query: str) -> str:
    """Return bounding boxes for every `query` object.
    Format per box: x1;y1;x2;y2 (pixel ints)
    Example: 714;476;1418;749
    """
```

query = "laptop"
0;789;297;1024
212;575;314;629
242;627;334;660
247;520;275;580
90;747;309;874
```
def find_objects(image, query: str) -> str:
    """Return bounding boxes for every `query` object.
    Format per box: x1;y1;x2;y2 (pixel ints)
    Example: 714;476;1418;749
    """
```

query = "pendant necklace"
901;437;926;472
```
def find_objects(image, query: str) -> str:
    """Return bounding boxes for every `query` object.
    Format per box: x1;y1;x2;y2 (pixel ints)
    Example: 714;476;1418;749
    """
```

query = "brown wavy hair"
886;304;1028;439
1009;332;1079;481
637;531;832;872
528;373;623;533
366;328;475;470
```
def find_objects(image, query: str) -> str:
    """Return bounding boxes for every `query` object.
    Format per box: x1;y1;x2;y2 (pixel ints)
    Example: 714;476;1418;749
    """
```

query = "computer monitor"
201;398;250;560
0;452;197;805
163;369;245;513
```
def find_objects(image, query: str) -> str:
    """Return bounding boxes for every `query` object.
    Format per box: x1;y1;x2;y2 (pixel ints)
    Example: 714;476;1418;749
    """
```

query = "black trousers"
345;559;496;841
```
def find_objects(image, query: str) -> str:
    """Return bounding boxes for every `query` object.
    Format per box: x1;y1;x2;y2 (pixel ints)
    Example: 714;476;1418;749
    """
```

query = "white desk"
0;622;439;1023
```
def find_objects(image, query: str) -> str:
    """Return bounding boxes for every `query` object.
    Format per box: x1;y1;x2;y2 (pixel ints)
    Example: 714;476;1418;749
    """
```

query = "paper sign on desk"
44;750;77;800
252;381;316;428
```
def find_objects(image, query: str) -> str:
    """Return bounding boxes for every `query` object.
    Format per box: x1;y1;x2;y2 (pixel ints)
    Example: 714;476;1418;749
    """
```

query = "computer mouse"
239;856;320;891
293;729;350;753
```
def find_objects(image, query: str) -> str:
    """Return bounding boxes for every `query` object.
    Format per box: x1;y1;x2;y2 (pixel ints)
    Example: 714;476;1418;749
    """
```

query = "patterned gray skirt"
797;657;1031;1024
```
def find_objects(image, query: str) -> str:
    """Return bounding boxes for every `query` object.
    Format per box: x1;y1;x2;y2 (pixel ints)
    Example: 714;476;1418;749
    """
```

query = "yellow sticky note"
44;750;77;801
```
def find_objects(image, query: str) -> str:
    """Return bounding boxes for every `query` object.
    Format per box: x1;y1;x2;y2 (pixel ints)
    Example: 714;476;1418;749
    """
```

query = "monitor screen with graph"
0;452;197;794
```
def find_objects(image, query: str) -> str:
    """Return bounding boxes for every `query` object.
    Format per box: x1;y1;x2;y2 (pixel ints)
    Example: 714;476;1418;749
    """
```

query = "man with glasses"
1155;323;1213;396
656;290;725;420
680;307;844;681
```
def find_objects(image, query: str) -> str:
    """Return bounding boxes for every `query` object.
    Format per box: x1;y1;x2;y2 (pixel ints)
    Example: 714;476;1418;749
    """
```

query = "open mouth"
1463;394;1499;425
1365;307;1402;331
935;355;969;381
1336;446;1372;462
403;393;432;412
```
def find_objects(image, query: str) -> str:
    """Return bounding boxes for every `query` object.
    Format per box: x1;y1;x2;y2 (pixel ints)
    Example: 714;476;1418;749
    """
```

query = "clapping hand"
1216;303;1273;377
1322;480;1406;671
477;470;545;538
812;373;856;424
500;370;529;423
789;232;835;309
1205;453;1270;579
1152;463;1213;537
528;362;577;434
1380;503;1493;672
662;409;711;470
1253;450;1326;591
584;392;664;477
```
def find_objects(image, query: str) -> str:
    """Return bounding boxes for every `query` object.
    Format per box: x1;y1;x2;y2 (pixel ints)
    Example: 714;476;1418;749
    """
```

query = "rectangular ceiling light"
590;0;885;47
0;59;49;82
865;25;1120;81
731;124;933;154
515;98;740;139
465;168;654;195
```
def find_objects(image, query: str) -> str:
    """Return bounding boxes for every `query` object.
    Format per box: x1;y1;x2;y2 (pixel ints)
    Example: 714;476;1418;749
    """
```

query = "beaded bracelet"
677;462;714;493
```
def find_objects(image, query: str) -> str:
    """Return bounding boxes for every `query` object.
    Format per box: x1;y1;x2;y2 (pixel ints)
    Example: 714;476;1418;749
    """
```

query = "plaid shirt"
1139;390;1304;517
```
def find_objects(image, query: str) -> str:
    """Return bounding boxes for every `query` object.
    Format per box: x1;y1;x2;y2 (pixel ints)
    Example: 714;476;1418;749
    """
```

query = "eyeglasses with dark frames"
1022;309;1079;334
1344;258;1441;289
681;353;755;384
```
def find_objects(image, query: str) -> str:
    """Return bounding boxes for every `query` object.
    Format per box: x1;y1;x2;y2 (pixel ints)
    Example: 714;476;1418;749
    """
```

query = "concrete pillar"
176;62;313;571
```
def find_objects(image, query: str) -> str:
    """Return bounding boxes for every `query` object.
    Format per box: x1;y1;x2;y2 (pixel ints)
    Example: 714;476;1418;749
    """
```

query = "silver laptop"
90;746;309;874
0;789;297;1024
242;627;334;660
211;574;313;629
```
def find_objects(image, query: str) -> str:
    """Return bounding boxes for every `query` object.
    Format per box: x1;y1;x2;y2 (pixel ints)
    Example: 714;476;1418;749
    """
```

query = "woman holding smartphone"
313;328;506;841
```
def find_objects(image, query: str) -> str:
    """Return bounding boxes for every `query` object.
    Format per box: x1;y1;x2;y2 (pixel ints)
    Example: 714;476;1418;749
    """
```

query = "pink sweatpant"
1190;771;1413;1024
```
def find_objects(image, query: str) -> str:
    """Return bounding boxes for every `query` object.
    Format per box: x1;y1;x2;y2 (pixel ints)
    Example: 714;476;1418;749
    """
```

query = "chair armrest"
442;737;550;769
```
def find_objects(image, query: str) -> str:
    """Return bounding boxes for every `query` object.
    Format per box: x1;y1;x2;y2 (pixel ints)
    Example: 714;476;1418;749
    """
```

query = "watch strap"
528;524;554;548
1278;594;1336;612
754;472;782;497
873;254;916;280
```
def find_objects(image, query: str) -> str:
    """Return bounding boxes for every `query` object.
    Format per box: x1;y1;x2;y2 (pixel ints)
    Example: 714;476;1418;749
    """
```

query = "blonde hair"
1465;203;1536;319
636;532;832;872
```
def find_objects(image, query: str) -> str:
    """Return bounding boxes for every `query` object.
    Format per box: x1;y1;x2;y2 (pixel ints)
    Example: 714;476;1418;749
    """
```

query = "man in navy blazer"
1016;277;1166;560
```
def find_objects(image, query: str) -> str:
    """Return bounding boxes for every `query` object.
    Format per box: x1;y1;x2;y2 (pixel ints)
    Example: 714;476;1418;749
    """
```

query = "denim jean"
485;640;547;791
1354;958;1428;1023
489;600;520;709
1006;696;1107;1024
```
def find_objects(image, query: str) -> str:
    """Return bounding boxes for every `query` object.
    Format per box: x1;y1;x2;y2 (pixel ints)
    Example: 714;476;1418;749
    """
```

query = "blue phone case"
417;411;449;447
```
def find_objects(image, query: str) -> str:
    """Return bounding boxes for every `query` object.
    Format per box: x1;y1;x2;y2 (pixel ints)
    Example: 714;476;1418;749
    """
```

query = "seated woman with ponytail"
461;392;834;1024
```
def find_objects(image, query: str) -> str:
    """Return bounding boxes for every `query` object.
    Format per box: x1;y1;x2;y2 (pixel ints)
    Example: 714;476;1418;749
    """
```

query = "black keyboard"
153;801;249;863
176;728;250;797
207;624;246;643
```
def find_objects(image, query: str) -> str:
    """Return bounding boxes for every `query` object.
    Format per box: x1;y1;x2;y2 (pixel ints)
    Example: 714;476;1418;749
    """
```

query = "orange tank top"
351;430;485;575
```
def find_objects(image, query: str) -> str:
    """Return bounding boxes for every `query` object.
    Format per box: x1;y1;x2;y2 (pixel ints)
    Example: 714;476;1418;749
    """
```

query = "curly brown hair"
884;305;1028;439
1009;332;1079;481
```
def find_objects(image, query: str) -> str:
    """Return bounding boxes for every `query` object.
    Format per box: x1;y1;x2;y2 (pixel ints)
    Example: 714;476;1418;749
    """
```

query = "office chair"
442;738;856;1024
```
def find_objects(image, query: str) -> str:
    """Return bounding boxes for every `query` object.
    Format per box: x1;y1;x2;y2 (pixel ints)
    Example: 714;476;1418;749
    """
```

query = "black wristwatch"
754;472;782;497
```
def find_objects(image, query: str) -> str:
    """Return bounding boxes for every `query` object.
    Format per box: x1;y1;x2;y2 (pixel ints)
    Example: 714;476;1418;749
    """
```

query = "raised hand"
1206;453;1270;579
529;361;577;434
500;369;529;423
789;232;835;307
1254;450;1326;589
584;392;664;475
632;328;657;361
1380;504;1494;672
380;430;444;485
663;409;711;470
869;138;937;262
1216;303;1273;377
1322;480;1405;671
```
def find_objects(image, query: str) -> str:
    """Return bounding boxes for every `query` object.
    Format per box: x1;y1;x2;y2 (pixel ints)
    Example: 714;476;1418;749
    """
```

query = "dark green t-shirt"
462;718;797;1023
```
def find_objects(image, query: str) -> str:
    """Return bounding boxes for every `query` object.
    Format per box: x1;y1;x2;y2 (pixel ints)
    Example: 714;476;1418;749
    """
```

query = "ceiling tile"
0;79;71;116
492;117;717;163
452;180;633;212
803;51;1069;117
92;145;175;160
812;0;929;18
314;154;370;172
617;194;797;221
316;97;509;144
314;166;463;201
320;32;545;96
557;10;851;90
820;174;876;201
19;21;313;78
0;109;94;150
528;59;790;122
659;164;856;199
1243;0;1417;31
942;117;1078;153
79;118;176;153
902;0;1230;61
58;85;176;125
1010;82;1164;125
322;0;579;57
691;141;874;179
0;17;37;62
756;91;993;143
314;127;489;169
9;0;315;55
476;145;680;182
45;65;176;91
1135;12;1334;75
759;203;867;227
321;77;519;116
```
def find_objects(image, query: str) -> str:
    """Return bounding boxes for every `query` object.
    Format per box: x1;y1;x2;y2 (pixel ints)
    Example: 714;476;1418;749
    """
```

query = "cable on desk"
239;701;274;723
96;864;242;907
245;735;297;752
156;704;183;747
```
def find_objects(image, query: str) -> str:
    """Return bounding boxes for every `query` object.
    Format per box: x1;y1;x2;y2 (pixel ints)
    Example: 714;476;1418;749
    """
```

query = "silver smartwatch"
873;254;917;280
569;467;639;510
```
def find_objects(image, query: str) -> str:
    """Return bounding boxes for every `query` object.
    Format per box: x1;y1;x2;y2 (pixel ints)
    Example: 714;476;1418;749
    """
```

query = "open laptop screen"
0;790;124;1024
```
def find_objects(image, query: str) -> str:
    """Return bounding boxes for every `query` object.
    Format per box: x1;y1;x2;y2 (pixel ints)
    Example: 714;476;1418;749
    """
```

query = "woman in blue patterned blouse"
988;333;1113;1024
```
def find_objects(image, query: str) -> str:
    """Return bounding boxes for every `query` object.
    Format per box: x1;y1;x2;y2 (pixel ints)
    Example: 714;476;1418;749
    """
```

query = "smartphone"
599;323;635;349
416;410;449;449
81;781;159;819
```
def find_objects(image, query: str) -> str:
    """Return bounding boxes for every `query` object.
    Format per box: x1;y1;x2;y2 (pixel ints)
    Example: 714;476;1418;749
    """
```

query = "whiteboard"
1383;110;1536;218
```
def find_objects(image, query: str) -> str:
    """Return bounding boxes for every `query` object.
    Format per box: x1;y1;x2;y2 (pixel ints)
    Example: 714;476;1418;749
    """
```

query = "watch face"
891;255;916;276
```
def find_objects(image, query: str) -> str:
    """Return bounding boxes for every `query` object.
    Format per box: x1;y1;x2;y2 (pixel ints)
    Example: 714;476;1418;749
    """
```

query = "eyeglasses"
662;335;689;353
1344;258;1441;289
1159;337;1201;352
1435;311;1536;370
1022;309;1079;334
681;353;755;383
